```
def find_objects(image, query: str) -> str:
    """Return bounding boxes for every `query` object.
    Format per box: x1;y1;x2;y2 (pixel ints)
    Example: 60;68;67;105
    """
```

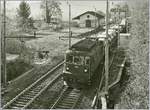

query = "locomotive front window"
66;55;73;63
85;57;90;65
74;56;81;65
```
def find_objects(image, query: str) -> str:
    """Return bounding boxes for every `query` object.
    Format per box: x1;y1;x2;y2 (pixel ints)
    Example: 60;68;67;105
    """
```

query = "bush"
3;59;33;82
6;39;21;54
118;0;149;109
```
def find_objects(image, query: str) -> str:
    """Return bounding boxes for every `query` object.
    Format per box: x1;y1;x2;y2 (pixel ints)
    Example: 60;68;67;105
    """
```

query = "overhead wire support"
105;0;109;95
66;0;71;49
1;0;7;86
69;3;71;49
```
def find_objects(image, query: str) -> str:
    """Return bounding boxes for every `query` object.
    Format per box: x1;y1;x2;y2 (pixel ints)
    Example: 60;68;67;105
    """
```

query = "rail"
50;87;82;109
3;61;64;109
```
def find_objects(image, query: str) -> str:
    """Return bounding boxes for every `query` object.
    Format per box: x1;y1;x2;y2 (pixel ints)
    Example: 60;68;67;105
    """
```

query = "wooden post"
0;0;1;85
94;7;96;28
45;0;48;23
118;7;120;47
68;3;71;48
105;0;109;95
2;0;7;85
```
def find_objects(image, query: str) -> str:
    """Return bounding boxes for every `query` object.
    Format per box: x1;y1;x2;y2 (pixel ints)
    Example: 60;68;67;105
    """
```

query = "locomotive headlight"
66;67;69;70
84;69;88;72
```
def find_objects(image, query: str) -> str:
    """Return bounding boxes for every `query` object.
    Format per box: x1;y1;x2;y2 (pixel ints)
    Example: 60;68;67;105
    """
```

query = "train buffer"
92;49;126;109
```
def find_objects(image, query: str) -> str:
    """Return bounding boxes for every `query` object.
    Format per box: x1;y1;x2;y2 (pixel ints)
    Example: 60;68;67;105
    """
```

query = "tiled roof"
73;11;105;20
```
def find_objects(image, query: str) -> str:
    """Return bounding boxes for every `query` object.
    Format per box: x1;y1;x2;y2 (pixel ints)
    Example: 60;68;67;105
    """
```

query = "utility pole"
118;6;120;47
45;0;49;23
0;0;1;87
105;0;109;95
94;7;96;28
2;0;7;86
68;2;71;48
94;6;97;38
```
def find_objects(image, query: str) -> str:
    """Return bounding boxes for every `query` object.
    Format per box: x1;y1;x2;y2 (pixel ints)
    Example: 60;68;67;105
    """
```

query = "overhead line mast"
2;0;7;86
69;3;71;49
105;0;109;95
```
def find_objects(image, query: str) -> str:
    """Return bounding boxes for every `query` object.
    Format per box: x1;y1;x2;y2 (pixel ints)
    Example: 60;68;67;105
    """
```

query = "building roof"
73;11;105;20
71;38;96;51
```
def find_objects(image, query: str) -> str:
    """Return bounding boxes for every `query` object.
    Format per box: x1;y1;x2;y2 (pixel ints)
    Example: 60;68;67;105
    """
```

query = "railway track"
50;86;82;109
3;61;64;109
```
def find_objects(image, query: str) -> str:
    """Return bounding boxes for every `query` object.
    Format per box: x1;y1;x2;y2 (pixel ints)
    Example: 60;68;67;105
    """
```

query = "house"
73;11;105;28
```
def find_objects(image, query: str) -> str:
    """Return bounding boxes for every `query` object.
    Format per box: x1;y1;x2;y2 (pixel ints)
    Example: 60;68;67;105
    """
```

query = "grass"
6;59;33;82
2;56;63;106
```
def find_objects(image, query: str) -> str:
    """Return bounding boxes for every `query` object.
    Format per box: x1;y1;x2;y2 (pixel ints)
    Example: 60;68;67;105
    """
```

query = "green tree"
17;1;34;31
41;0;62;23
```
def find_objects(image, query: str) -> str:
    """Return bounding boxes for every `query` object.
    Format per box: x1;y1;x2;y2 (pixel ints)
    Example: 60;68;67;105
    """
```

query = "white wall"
78;13;104;28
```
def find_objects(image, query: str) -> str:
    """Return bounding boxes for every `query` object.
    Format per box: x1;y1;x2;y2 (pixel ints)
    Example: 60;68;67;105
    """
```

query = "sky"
0;0;125;21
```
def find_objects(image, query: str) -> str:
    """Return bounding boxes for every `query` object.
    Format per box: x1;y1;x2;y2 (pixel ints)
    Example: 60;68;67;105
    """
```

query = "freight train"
63;28;119;88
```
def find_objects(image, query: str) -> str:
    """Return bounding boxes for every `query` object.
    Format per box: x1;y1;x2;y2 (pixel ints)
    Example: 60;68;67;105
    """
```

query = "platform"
99;49;126;95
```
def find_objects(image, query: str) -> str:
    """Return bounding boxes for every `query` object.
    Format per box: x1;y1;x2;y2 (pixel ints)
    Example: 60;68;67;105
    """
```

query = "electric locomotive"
63;29;118;88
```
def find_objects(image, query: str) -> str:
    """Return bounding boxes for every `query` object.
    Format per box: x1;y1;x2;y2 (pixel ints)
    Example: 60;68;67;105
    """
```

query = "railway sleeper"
32;88;42;93
30;90;40;94
13;101;26;105
11;103;25;107
33;87;42;91
57;105;71;109
69;94;79;97
63;98;77;102
19;96;32;100
23;94;35;98
58;103;73;108
73;89;80;92
63;97;77;101
16;98;29;102
70;92;80;95
10;106;20;109
62;100;75;104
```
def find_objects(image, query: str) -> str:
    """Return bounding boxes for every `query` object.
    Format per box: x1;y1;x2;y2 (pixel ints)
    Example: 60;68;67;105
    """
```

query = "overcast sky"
1;0;125;20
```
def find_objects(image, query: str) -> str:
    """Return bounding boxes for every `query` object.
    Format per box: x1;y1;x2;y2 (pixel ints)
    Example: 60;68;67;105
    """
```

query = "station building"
73;11;105;28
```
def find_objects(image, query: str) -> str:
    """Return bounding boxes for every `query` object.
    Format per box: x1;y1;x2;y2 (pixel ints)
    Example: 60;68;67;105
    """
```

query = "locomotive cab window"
66;55;73;63
74;56;82;65
85;57;90;65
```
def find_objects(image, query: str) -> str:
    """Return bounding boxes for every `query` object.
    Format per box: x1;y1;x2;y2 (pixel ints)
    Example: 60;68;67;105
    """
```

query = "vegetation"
16;1;34;32
6;39;21;54
118;0;149;108
6;59;33;82
41;0;62;23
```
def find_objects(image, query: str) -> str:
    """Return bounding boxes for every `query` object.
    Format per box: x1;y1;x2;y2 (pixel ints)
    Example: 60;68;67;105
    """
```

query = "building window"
87;15;90;18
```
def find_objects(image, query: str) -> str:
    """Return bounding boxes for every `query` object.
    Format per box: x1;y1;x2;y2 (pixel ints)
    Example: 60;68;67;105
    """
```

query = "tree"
116;0;149;108
17;1;30;19
17;1;34;31
41;0;62;23
110;3;130;24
